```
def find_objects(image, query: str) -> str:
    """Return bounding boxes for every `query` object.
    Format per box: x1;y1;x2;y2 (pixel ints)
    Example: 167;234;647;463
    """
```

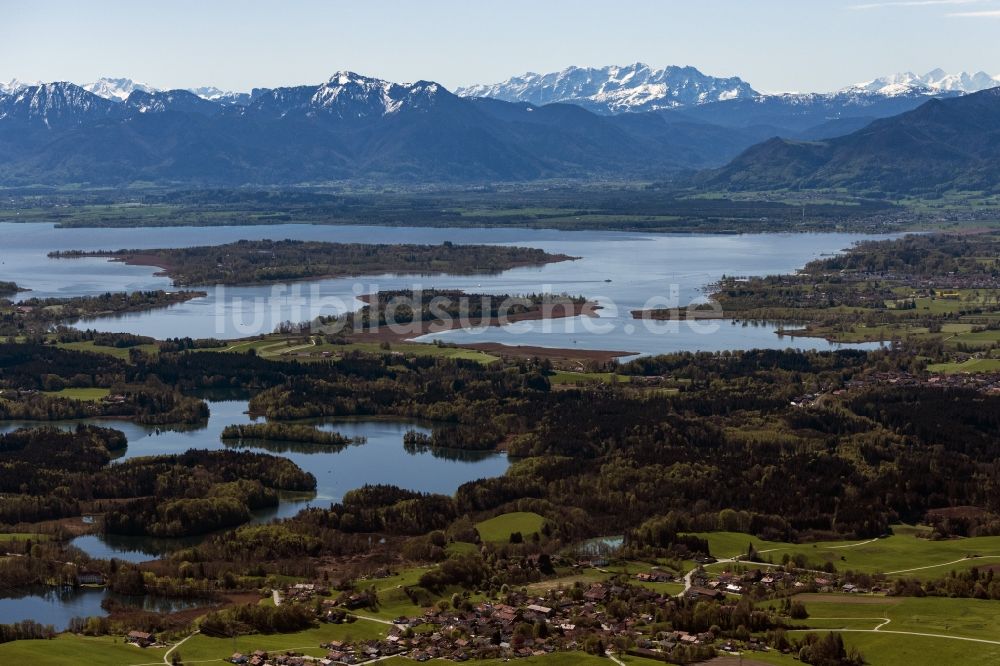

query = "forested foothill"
5;186;910;234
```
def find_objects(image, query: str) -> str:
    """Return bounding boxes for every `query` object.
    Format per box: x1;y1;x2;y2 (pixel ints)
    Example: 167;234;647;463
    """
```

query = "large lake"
0;222;888;353
0;221;890;626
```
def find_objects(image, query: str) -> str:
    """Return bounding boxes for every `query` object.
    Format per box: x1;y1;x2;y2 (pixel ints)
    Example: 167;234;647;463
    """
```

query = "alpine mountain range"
1;63;998;192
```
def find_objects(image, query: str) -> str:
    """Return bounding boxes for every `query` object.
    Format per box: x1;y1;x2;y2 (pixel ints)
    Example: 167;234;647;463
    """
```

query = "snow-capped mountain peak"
186;85;250;106
847;69;1000;96
456;63;759;114
310;71;444;117
0;82;118;128
241;72;447;120
0;78;39;94
83;77;156;101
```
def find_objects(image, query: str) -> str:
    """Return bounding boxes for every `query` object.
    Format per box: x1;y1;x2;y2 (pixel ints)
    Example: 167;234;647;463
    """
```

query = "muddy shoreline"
342;295;636;362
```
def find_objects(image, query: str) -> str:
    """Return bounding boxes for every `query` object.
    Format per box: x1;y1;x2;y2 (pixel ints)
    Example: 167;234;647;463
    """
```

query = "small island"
221;423;365;448
49;239;576;287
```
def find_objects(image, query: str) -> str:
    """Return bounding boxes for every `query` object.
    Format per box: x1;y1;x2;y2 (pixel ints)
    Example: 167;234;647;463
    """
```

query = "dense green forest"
4;338;997;544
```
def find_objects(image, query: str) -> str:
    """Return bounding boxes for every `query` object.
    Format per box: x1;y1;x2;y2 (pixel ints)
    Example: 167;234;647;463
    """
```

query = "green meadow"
475;511;546;542
215;336;499;365
41;387;110;402
54;340;158;361
695;525;1000;576
762;593;1000;666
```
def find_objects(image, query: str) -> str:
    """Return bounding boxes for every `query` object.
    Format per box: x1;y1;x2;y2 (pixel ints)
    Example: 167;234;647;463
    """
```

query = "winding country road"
162;629;198;665
788;616;1000;647
886;554;1000;575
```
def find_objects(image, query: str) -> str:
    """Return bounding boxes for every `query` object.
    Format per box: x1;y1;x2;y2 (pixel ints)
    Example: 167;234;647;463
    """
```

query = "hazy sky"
3;0;999;93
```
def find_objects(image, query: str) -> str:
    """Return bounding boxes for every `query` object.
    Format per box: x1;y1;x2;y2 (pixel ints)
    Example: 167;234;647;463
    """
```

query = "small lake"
0;222;893;353
1;399;510;563
0;586;202;631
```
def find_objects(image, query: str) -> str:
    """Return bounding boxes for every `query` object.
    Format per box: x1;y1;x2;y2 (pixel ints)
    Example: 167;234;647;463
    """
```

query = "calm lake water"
0;399;509;563
0;400;508;625
0;222;892;626
0;222;889;353
0;586;202;632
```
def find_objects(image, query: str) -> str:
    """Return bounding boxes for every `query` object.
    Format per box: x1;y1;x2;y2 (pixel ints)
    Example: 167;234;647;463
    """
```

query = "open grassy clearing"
173;621;389;661
693;525;1000;576
836;632;1000;666
949;328;1000;347
361;565;438;620
214;336;499;365
748;593;1000;665
41;387;110;402
444;541;479;556
54;340;158;361
0;532;48;541
475;511;545;542
0;630;666;666
782;594;1000;642
548;370;630;385
927;357;1000;373
0;634;167;666
312;341;499;364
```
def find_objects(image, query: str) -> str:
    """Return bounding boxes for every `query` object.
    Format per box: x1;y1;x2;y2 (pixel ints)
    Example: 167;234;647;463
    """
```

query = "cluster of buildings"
688;565;881;601
790;370;1000;408
846;370;1000;394
234;582;712;663
125;630;157;648
224;558;889;664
